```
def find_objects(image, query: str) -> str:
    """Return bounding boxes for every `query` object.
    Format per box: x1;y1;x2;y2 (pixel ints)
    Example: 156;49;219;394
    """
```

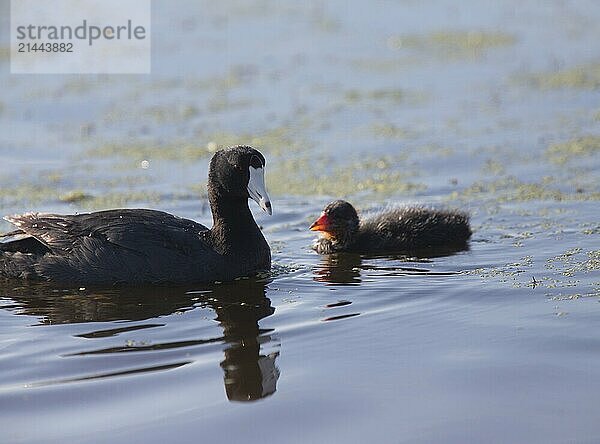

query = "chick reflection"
314;245;470;285
2;278;279;402
313;253;362;284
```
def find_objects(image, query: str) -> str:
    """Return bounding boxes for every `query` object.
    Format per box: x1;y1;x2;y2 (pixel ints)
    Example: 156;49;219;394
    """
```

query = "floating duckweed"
266;156;425;197
582;225;600;235
0;171;170;210
349;57;420;72
209;67;250;91
205;126;302;156
546;249;600;277
546;136;600;164
79;191;163;210
482;159;505;175
468;254;594;291
450;177;600;203
87;140;213;162
103;103;200;124
388;30;515;57
524;63;600;90
417;144;455;157
550;291;600;302
207;97;254;113
370;123;413;139
469;263;527;283
119;67;250;95
88;127;301;161
0;183;57;206
344;89;404;103
145;104;199;122
59;190;91;203
359;156;406;171
587;251;600;271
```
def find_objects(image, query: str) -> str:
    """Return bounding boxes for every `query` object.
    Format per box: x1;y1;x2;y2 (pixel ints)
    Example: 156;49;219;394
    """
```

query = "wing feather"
4;209;212;257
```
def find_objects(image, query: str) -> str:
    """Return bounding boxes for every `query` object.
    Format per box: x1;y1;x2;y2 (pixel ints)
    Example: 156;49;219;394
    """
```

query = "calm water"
1;1;600;443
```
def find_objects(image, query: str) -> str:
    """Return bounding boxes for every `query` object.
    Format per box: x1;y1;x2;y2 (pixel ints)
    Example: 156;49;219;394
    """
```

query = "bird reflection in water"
1;277;279;402
215;283;279;401
313;253;363;285
314;244;471;285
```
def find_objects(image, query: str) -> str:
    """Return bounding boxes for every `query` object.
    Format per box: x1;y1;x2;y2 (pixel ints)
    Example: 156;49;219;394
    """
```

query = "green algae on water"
66;189;186;211
349;57;420;73
0;183;57;206
546;249;600;277
77;191;163;210
370;123;415;140
388;30;515;58
87;140;215;162
523;63;600;90
344;88;404;103
266;156;425;198
481;159;506;176
59;190;91;203
87;126;302;162
450;176;600;203
546;136;600;165
470;249;600;294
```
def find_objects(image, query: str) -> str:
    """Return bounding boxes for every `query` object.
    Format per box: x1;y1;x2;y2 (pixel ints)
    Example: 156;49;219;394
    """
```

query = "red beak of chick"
309;213;331;232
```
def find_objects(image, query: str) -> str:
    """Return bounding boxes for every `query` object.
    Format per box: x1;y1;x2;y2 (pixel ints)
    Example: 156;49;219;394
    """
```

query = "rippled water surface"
1;1;600;443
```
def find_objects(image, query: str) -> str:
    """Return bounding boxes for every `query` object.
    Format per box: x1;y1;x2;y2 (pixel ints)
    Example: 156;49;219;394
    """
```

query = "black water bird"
0;146;272;285
310;200;471;255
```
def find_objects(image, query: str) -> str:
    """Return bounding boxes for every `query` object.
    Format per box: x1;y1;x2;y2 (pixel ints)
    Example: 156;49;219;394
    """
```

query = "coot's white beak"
248;165;272;215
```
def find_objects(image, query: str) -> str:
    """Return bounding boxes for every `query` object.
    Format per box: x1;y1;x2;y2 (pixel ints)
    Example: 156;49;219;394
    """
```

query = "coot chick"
0;146;272;285
310;200;471;255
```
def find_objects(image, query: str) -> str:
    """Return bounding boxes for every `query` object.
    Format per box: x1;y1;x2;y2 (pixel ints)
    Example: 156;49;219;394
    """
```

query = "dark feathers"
0;210;220;284
312;201;471;255
356;206;471;251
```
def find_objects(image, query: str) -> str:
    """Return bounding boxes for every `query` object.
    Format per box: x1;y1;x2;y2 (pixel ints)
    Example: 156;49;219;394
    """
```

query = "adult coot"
310;200;471;254
0;146;272;285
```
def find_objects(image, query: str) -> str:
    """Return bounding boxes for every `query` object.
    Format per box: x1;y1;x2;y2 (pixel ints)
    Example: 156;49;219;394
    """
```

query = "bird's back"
0;209;225;285
354;207;471;252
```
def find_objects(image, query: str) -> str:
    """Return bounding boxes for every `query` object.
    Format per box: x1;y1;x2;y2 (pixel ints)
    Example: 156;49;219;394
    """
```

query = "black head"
310;200;359;247
208;146;272;214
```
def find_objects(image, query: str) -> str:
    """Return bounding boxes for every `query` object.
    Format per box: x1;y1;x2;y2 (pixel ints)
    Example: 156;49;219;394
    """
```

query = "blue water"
1;1;599;443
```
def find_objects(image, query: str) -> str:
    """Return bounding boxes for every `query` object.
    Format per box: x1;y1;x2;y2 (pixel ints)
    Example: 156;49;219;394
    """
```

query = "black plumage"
310;200;471;255
0;146;272;285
